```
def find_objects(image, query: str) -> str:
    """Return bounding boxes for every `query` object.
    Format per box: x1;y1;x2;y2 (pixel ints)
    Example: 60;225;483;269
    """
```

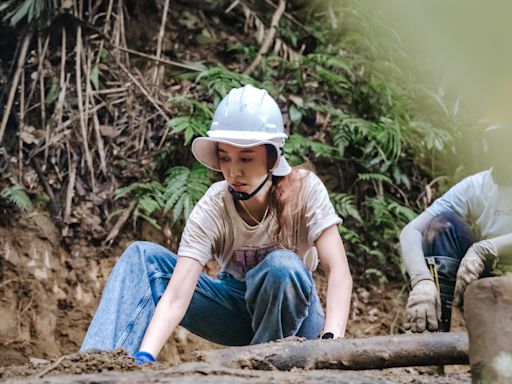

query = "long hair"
265;145;305;249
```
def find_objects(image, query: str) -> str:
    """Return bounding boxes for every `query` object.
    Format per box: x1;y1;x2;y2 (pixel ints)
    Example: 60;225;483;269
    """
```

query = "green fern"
284;133;337;165
1;0;60;28
115;181;164;229
330;192;362;223
1;184;32;212
162;162;212;224
357;173;393;184
196;67;259;101
167;96;213;145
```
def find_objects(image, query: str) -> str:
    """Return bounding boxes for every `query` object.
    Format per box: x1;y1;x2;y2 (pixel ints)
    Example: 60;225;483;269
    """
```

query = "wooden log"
197;332;469;371
464;275;512;384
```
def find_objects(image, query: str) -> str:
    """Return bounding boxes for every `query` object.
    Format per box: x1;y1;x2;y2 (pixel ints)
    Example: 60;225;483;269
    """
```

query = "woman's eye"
241;158;253;163
219;157;230;162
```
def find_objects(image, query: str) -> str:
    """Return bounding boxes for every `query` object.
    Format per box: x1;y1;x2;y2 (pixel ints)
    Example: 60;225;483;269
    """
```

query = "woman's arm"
138;256;203;358
399;211;434;287
315;224;353;338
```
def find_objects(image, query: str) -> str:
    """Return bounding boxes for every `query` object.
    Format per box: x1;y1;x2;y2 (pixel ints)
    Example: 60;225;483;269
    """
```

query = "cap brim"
191;137;291;176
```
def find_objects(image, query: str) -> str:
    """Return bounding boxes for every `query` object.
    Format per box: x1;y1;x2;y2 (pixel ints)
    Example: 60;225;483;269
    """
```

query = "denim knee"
254;250;312;286
428;211;462;232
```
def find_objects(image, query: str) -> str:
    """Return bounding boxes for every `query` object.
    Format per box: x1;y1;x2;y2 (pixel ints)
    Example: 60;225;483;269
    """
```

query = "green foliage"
1;184;32;212
196;67;259;101
115;181;164;229
167;97;213;145
330;192;362;223
162;162;211;224
115;163;212;229
0;0;61;28
284;133;337;165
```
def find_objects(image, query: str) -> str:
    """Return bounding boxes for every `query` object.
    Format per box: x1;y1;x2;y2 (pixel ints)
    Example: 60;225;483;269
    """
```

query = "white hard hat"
192;84;292;176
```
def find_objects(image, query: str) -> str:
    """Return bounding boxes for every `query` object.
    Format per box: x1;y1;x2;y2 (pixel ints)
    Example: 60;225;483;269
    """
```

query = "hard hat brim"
192;137;292;176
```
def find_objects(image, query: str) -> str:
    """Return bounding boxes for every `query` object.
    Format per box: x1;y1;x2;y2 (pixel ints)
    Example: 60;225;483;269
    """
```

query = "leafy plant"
284;133;337;165
115;163;212;229
162;162;212;224
196;67;259;101
115;181;165;229
1;0;62;28
167;97;213;145
330;192;362;223
1;184;32;212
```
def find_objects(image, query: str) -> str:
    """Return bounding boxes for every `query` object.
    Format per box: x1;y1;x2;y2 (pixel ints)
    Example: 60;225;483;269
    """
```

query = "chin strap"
228;174;270;201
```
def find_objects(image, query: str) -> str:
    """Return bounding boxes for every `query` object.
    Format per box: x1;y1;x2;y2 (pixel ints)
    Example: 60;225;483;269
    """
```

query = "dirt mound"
0;349;145;380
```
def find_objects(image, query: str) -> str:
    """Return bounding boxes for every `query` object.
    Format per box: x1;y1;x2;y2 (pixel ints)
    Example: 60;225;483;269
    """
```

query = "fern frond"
162;162;212;224
196;67;258;100
329;192;362;222
167;96;213;145
1;184;33;212
357;173;393;184
284;133;336;165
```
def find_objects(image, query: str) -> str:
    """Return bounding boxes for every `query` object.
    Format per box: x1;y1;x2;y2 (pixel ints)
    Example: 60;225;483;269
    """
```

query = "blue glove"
133;351;156;365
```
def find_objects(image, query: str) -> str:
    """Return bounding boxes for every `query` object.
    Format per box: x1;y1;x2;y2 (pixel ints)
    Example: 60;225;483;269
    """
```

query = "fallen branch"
31;157;62;223
244;0;286;76
103;200;137;246
197;332;469;371
120;46;204;71
0;31;32;144
36;355;68;378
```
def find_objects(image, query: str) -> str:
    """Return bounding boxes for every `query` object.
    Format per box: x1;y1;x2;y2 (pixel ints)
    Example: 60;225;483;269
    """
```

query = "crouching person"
400;124;512;333
81;85;353;364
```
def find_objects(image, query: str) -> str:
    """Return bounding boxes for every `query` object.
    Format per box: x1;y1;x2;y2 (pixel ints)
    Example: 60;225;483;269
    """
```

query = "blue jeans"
422;212;475;331
81;241;325;355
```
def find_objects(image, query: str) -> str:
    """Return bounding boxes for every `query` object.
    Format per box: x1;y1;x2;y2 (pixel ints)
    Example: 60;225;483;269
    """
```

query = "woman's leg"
245;249;325;344
422;211;476;331
81;241;254;355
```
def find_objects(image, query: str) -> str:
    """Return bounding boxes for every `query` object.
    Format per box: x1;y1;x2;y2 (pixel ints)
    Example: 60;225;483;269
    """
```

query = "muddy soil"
0;211;220;367
1;349;471;384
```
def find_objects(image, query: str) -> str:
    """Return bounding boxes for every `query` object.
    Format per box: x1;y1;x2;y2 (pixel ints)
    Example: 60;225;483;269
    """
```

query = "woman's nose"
229;163;242;177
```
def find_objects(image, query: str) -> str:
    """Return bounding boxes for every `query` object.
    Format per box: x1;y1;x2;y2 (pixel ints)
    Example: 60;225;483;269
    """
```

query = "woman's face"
218;143;270;193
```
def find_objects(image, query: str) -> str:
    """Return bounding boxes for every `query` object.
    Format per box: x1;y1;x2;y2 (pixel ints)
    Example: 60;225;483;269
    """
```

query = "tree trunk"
197;332;469;371
464;275;512;384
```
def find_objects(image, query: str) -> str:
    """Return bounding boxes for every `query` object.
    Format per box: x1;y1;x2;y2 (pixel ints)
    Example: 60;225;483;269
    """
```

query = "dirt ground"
0;349;471;383
0;211;471;383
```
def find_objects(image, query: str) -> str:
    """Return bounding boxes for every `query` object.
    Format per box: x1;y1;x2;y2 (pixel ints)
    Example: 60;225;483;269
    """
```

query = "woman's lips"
231;183;245;190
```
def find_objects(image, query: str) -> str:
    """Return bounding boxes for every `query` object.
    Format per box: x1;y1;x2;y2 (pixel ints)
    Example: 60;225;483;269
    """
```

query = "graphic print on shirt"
232;244;278;276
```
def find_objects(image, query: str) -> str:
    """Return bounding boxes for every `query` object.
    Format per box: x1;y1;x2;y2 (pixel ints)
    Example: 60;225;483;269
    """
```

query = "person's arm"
453;232;512;307
315;224;352;338
399;211;434;287
400;211;442;332
492;232;512;265
138;256;202;358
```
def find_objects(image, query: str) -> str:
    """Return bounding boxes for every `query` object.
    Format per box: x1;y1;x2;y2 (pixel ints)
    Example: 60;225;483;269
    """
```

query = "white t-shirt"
177;170;342;280
426;170;512;240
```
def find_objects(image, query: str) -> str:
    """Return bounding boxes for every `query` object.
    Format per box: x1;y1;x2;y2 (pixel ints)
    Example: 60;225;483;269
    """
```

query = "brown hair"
265;145;305;250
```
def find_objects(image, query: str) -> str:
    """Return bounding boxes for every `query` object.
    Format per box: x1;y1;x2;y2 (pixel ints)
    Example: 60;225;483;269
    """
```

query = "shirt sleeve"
303;172;343;245
177;186;222;266
426;175;476;221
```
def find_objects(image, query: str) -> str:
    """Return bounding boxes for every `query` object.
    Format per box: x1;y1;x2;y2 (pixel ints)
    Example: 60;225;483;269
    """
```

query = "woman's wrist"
133;351;157;365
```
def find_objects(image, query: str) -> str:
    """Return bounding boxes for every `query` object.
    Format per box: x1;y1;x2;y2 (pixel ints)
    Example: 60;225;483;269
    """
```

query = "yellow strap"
427;259;440;292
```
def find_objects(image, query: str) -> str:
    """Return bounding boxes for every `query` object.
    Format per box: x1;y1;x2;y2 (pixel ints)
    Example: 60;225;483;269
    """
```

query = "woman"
81;84;353;364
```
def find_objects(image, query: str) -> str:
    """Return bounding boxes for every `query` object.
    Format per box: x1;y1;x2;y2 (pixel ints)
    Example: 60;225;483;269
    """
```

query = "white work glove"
453;240;497;308
405;279;441;333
